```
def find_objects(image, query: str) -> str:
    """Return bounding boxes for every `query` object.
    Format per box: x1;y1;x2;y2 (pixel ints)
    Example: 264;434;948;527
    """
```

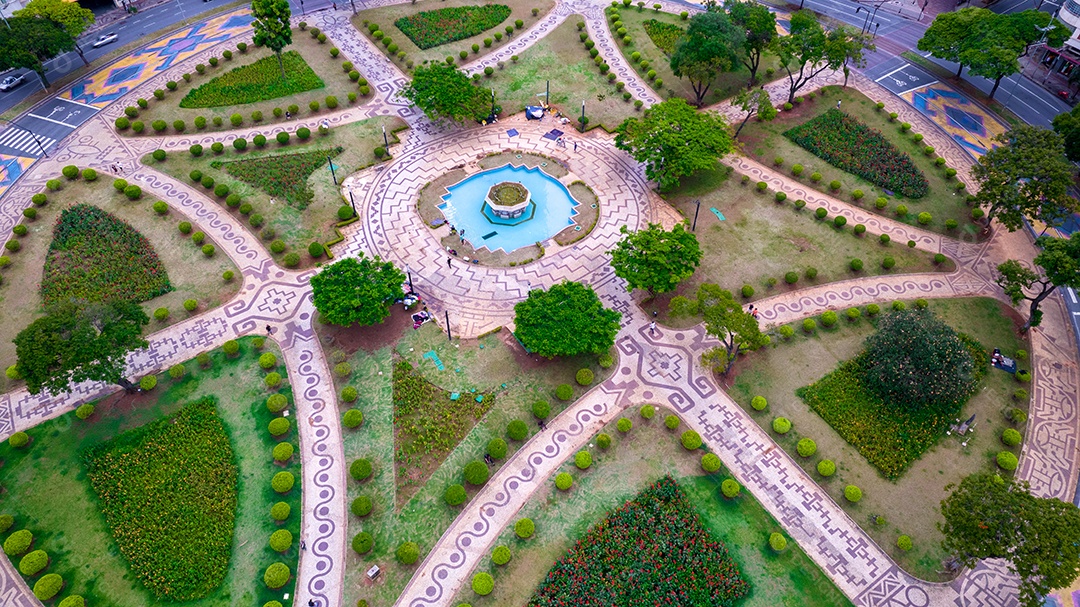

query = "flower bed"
179;50;325;108
642;19;683;54
784;109;929;198
82;398;238;601
218;147;343;210
42;204;172;308
528;476;749;606
394;5;512;49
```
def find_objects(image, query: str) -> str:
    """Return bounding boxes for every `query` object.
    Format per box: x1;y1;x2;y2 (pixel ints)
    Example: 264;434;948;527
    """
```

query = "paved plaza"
0;1;1076;606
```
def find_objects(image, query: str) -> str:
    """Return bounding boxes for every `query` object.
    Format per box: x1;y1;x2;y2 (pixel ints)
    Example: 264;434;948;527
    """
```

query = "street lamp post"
491;88;496;118
406;264;414;292
855;3;883;35
872;22;880;39
382;125;389;149
348;189;356;215
692;199;701;231
580;100;585;132
0;119;48;157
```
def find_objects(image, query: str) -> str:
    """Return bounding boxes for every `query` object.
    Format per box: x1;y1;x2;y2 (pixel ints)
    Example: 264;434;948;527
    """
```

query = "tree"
14;300;149;395
310;254;405;327
732;88;777;138
917;8;992;79
0;16;75;88
513;281;621;358
670;11;744;106
972;125;1077;232
400;61;493;124
996;233;1080;329
1052;104;1080;161
960;16;1024;101
610;222;702;297
16;0;95;67
724;0;777;88
1008;10;1068;57
941;473;1080;607
614;98;732;191
772;11;872;103
251;0;292;79
671;283;767;374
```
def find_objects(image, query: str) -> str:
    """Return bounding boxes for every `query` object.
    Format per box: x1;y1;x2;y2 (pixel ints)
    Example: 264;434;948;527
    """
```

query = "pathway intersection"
0;1;1075;606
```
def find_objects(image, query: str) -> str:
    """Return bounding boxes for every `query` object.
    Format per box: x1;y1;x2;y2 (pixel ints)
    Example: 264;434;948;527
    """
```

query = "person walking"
649;321;656;336
447;257;452;269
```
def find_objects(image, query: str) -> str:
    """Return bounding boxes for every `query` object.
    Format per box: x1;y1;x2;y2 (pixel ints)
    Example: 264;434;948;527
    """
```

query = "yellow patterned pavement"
900;81;1009;157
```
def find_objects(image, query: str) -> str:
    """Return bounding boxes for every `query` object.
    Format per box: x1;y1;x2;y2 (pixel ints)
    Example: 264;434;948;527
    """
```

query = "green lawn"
727;297;1029;581
449;413;853;607
0;337;301;607
737;86;980;238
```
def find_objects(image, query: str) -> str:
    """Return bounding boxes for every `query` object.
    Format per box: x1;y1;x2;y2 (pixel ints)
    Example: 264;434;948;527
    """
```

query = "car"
92;33;118;48
0;74;25;92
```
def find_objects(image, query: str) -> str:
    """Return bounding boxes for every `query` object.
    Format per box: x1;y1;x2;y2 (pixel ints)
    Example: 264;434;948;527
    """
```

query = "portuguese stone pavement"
0;2;1076;607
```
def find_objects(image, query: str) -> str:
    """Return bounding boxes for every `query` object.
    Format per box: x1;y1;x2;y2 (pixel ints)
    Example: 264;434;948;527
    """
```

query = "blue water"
438;164;579;254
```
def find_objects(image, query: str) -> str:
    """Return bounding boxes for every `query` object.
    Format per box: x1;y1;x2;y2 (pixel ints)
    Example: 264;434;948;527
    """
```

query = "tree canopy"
0;16;75;88
1052;104;1080;162
972;125;1077;232
15;0;95;67
670;283;767;375
996;233;1080;329
610;222;702;296
310;254;405;327
400;61;493;124
670;11;744;106
772;11;872;103
251;0;293;78
941;473;1080;607
14;300;149;395
513;281;621;358
917;8;992;78
861;308;977;412
724;0;777;87
732;88;777;137
614;97;732;191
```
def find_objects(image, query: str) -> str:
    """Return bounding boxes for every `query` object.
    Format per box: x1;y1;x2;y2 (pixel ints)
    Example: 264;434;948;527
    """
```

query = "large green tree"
14;300;149;395
972;125;1077;232
670;11;744;106
1052;104;1080;162
400;61;492;124
610;222;701;297
917;8;992;79
724;0;777;88
996;233;1080;329
251;0;293;79
513;281;621;358
732;87;776;138
614;98;732;191
0;16;75;88
941;473;1080;607
671;283;767;375
772;11;872;103
960;16;1025;101
310;254;405;327
16;0;95;67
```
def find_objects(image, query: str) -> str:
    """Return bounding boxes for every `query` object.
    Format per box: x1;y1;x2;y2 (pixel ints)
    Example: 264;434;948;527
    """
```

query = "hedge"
18;548;47;575
4;529;32;555
33;573;63;600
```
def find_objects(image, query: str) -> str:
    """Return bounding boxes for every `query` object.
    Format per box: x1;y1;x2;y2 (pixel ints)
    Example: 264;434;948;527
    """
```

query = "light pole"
872;22;880;40
348;189;356;215
691;199;701;231
0;119;48;157
490;88;496;118
855;3;883;35
580;100;585;132
405;263;414;292
382;125;388;149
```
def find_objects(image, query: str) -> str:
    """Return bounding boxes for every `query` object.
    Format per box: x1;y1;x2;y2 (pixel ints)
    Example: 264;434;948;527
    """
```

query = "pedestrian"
836;100;841;109
652;310;658;318
266;324;273;335
332;1;336;8
285;110;292;120
573;141;578;152
752;309;759;319
649;321;656;335
309;600;316;607
447;257;452;268
300;540;306;550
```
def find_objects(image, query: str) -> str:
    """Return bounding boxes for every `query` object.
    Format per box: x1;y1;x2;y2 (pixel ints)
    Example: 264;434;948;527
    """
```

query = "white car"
92;33;118;48
0;75;25;92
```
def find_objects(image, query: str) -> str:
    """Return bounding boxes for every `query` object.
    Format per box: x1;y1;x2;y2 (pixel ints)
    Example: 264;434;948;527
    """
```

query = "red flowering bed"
528;476;749;607
784;109;929;198
394;5;512;50
41;204;172;308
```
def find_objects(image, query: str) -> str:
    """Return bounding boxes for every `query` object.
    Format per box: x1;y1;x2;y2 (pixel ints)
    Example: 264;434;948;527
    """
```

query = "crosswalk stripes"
0;127;55;157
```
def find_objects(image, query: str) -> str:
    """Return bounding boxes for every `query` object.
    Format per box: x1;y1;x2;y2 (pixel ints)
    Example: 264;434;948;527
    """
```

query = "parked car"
0;74;25;92
92;33;118;48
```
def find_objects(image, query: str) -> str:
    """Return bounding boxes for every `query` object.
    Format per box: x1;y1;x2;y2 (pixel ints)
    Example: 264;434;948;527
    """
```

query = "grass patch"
82;398;238;600
42;204;172;308
180;50;324;108
395;5;512;49
642;18;682;53
528;476;749;606
218;146;343;210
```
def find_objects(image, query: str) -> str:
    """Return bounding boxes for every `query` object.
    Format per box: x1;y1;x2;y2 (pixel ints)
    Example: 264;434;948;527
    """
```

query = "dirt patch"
497;328;553;372
318;304;412;355
96;386;158;418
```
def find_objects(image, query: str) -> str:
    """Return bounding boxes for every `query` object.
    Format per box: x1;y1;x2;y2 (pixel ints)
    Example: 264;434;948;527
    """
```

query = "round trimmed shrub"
721;478;741;498
140;375;157;390
464;460;489;485
844;485;863;503
772;417;791;434
343;409;364;428
784;271;799;285
58;596;85;607
263;563;290;589
297;127;311;139
997;451;1019;470
555;472;573;490
640;404;655;419
33;573;62;600
338;205;355;220
829;180;841;191
532;400;550;419
31;193;47;206
283;253;300;268
897;535;913;551
350;458;373;481
664;415;679;430
492;545;511;565
18;549;47;576
152;119;167;132
270;502;290;521
0;515;13;533
4;529;32;555
1002;428;1022;447
741;284;754;298
8;431;28;448
266;393;288;413
472;572;494;595
833;215;847;228
596;433;611;449
341;386;359;402
487;437;508;460
269;529;292;552
115;116;130;129
850;258;864;271
396;541;420;564
680;430;702;450
575;450;592;469
617;417;632;433
351;495;373;516
821;310;838;327
750;396;767;411
308;242;324;258
917;212;932;225
272;442;294;462
268;417;290;436
152;200;168;215
515;517;535;539
352;532;373;554
62;165;79;179
124;185;142;200
555;384;573;400
270;240;286;254
507;419;528;440
575;368;594;385
276;131;290;145
854;224;866;235
169;363;186;379
769;532;787;552
701;453;721;472
444;484;467;506
817;459;836;477
254;134;267;147
259;352;278;369
815;207;827;220
797;438;817;457
75;403;94;419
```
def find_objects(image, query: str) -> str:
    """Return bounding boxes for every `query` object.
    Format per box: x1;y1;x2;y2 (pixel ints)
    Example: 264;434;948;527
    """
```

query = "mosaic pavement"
0;155;35;201
900;82;1009;157
0;2;1076;607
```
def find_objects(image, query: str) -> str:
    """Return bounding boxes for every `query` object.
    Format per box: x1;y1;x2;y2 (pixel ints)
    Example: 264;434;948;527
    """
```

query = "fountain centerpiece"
484;181;531;219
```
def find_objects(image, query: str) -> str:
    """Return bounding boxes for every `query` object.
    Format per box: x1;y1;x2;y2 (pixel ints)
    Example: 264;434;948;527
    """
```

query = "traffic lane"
799;0;906;30
873;62;937;94
923;54;1069;127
